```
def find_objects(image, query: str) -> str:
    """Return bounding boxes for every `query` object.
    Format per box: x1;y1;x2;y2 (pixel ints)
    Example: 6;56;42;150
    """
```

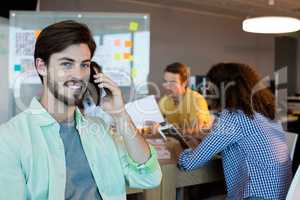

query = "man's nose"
73;65;89;79
163;83;170;90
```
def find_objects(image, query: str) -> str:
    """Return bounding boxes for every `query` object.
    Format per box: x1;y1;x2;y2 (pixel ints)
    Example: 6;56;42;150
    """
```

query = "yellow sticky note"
125;40;133;48
124;52;133;61
34;30;41;39
129;21;139;32
131;67;138;78
114;53;121;60
114;39;121;47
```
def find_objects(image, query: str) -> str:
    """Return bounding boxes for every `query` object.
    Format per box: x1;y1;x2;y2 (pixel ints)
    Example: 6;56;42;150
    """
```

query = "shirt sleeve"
0;126;27;200
117;138;162;189
178;110;243;171
112;133;162;189
125;145;160;173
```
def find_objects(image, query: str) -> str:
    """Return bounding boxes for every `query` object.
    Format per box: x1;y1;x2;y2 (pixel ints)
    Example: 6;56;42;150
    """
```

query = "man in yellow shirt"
159;62;211;136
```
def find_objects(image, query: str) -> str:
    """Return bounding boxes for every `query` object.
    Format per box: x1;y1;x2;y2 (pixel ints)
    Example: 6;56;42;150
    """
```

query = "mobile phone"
95;73;112;97
91;65;112;97
158;123;190;149
101;87;112;97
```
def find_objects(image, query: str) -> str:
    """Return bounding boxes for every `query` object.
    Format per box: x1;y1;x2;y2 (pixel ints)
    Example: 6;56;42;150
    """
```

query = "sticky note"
129;21;139;32
124;53;133;61
114;53;121;61
129;55;134;61
125;40;132;48
114;39;121;47
34;30;41;39
14;64;22;72
131;67;138;78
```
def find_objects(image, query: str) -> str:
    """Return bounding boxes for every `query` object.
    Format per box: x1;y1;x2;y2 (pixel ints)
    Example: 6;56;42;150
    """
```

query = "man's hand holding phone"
93;72;125;118
93;70;152;164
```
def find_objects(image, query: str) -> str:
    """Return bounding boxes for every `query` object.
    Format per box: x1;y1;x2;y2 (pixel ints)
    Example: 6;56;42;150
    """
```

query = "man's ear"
35;58;47;76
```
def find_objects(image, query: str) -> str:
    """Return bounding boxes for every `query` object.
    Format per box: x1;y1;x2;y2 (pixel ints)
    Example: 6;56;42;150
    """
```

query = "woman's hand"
183;135;201;149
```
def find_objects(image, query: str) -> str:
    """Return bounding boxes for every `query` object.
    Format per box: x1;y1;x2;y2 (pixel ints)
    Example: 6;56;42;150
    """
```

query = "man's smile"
64;80;86;91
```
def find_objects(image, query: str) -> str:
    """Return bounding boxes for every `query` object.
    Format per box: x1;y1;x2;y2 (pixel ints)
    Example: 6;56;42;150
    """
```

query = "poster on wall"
9;28;41;90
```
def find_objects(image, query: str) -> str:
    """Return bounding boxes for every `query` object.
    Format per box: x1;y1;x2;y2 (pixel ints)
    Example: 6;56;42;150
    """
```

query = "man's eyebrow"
58;57;75;62
81;59;91;63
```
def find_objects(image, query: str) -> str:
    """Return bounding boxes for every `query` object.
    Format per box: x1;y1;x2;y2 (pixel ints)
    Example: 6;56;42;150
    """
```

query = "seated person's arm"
178;111;241;171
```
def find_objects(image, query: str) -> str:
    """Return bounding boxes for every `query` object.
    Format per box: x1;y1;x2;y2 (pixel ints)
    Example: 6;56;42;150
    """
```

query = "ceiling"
0;0;38;18
117;0;300;19
2;0;300;19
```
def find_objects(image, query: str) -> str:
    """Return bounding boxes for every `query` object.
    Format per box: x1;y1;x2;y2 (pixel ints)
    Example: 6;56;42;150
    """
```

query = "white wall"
40;0;275;95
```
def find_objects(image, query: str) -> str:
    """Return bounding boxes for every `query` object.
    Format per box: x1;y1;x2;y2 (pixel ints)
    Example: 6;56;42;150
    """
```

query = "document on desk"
125;95;165;128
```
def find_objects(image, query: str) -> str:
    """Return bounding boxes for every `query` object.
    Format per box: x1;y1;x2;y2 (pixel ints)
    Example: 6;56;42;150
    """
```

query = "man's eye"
61;62;73;68
81;63;90;68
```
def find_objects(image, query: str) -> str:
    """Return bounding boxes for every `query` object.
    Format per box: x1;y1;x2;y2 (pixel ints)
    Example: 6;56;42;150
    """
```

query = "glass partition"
9;11;150;113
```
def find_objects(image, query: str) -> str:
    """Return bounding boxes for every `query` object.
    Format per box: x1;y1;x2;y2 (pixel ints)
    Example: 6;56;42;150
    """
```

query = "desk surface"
281;115;299;123
141;158;224;200
127;137;224;200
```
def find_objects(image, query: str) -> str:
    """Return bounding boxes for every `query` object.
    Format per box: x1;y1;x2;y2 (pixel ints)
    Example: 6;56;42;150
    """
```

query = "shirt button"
139;168;146;174
90;162;95;169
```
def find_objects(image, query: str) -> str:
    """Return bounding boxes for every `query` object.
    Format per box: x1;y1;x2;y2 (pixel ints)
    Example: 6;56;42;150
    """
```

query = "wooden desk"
281;115;298;123
139;137;224;200
127;188;144;195
127;158;224;200
156;158;223;200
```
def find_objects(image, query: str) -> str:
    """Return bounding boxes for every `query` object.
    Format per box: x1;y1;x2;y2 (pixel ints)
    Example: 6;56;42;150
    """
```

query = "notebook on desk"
125;95;191;149
125;95;165;129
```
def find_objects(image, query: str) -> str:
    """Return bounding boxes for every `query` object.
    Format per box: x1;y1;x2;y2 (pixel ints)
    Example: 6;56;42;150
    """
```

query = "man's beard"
165;90;175;98
47;76;87;106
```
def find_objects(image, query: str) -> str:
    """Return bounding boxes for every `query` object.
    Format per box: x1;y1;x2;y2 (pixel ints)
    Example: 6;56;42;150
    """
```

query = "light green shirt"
0;98;162;200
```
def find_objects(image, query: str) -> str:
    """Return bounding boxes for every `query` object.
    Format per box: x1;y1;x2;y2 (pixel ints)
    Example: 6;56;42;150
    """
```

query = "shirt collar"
26;97;87;127
171;87;192;105
184;88;192;96
75;106;87;126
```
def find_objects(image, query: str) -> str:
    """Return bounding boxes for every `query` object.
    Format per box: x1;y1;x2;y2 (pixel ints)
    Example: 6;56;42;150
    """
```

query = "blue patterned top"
178;110;292;200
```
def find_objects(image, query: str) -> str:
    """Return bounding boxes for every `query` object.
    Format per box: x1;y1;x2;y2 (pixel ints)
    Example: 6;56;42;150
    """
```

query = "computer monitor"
190;75;208;96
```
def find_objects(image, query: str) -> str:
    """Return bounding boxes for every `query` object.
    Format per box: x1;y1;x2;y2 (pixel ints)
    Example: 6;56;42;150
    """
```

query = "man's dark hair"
207;62;275;120
34;20;96;84
164;62;190;83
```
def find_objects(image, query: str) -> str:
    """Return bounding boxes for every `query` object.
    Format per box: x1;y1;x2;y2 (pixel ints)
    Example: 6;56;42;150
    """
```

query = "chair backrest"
286;132;298;160
286;165;300;200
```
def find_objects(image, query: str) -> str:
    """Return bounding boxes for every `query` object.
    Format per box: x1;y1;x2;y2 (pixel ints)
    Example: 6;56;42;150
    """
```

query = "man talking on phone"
0;20;161;200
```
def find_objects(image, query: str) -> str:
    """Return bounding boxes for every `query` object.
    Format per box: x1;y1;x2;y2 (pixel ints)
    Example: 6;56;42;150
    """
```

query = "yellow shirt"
159;88;211;129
